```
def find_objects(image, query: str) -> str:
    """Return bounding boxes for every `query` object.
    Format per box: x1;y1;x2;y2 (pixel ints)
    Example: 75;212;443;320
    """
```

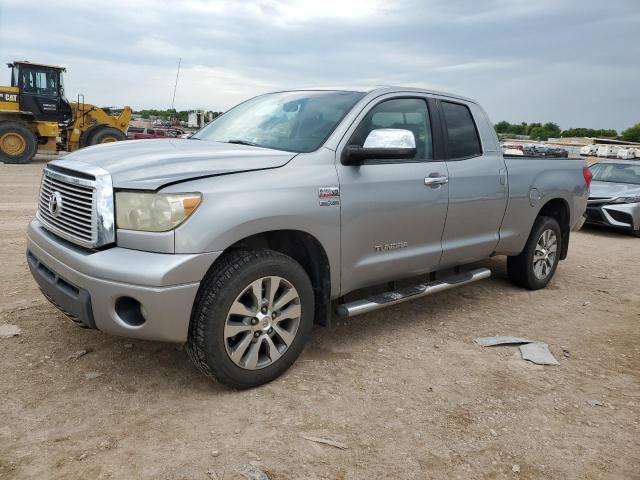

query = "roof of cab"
268;86;478;105
9;61;66;71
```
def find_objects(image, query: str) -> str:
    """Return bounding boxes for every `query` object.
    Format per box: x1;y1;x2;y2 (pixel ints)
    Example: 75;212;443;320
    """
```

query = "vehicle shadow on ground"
43;257;513;393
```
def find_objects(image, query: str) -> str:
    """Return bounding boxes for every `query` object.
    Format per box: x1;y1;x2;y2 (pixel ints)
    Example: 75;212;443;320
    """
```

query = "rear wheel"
88;127;126;145
187;250;314;389
0;121;38;164
507;216;562;290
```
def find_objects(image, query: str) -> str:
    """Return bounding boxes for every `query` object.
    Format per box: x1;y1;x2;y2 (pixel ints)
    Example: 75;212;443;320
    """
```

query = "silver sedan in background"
586;160;640;237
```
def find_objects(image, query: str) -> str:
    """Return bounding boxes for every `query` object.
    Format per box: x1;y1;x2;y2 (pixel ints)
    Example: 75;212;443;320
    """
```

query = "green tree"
621;123;640;142
495;121;511;133
542;122;561;136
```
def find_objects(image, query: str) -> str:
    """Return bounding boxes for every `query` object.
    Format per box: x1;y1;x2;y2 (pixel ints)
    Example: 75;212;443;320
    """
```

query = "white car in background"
597;146;618;158
580;145;598;156
617;148;636;160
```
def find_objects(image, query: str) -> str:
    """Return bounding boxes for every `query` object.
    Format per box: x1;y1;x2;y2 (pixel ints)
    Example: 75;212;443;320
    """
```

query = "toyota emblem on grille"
48;191;63;218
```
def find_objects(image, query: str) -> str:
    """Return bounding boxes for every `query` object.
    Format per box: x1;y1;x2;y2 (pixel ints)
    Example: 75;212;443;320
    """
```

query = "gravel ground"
1;156;639;480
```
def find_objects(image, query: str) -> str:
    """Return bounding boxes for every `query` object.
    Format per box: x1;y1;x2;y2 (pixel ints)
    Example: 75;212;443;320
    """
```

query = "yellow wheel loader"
0;61;132;164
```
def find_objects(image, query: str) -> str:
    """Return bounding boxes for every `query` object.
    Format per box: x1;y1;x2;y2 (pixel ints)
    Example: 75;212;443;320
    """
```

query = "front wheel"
88;127;126;145
0;121;38;164
507;216;562;290
187;250;314;389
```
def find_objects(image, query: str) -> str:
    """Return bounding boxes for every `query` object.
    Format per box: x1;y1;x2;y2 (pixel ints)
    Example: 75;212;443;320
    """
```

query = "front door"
336;96;449;294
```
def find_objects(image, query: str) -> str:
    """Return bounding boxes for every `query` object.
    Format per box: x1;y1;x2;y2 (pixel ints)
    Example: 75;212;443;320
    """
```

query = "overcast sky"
1;0;638;131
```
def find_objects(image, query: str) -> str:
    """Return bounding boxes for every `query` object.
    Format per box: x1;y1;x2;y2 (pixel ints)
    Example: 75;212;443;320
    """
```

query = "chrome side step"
335;268;491;318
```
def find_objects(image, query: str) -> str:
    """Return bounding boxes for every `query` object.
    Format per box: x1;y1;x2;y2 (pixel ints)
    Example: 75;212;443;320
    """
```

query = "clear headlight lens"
115;192;201;232
610;196;640;204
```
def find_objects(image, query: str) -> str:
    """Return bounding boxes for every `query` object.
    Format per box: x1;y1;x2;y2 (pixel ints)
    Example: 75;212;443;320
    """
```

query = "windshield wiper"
226;139;259;147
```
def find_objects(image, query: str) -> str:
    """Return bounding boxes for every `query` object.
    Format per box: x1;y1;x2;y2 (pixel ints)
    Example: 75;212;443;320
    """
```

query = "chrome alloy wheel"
533;229;557;280
224;276;301;370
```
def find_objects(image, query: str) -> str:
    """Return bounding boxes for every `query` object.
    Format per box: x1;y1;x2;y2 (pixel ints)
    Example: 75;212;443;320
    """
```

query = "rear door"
437;99;508;267
336;95;449;294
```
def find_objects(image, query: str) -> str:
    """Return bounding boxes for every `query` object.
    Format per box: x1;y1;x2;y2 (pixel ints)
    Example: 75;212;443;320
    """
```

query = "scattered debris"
561;346;570;358
489;429;498;437
238;463;270;480
84;372;103;380
77;453;88;461
302;435;348;450
67;349;92;361
588;399;604;407
0;324;21;338
211;450;220;457
582;301;591;307
475;336;559;365
512;464;521;473
520;342;559;365
247;452;260;461
123;343;134;349
474;336;532;347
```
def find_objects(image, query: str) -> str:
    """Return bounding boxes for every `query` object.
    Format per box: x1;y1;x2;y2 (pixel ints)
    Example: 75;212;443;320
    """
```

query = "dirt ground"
1;156;638;480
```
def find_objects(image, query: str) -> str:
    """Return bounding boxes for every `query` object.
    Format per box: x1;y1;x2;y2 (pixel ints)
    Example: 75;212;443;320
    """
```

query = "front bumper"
27;219;221;343
585;202;640;232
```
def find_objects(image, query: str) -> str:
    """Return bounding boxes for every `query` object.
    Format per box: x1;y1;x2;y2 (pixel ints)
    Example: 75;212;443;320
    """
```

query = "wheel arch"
536;197;571;260
206;229;332;326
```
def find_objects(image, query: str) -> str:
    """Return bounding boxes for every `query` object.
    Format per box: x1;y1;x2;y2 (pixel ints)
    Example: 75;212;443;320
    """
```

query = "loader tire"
0;121;38;164
89;127;126;145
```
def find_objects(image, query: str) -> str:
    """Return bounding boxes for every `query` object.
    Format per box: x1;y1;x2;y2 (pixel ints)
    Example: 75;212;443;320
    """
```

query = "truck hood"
589;180;640;199
54;139;297;190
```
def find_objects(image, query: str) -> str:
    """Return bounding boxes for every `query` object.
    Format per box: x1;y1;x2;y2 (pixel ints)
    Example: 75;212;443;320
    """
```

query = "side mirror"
342;128;417;165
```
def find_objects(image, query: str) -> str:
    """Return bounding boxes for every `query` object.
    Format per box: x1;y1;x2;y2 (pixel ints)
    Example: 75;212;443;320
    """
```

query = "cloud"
0;0;638;130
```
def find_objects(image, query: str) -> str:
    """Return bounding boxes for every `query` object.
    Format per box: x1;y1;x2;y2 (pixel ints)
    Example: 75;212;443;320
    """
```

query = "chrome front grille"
36;161;115;249
38;170;96;245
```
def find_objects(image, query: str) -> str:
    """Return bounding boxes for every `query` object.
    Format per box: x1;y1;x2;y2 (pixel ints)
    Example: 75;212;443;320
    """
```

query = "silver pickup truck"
27;87;590;388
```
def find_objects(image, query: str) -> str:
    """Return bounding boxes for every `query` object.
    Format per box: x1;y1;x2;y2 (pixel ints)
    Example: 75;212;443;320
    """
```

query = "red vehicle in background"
126;127;187;140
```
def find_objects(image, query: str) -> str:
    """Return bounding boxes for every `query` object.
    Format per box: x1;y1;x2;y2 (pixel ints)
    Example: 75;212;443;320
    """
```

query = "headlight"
115;192;201;232
609;196;640;204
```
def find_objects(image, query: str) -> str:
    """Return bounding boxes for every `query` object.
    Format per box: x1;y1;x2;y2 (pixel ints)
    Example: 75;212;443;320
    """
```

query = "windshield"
590;162;640;185
192;90;365;153
19;65;60;97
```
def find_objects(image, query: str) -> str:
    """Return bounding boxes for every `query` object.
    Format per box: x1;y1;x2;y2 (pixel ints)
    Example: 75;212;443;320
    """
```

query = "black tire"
507;216;562;290
0;121;38;164
79;124;104;148
88;127;126;145
187;249;314;389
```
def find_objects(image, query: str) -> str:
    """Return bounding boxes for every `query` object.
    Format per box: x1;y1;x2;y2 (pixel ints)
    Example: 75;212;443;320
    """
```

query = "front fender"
166;150;341;292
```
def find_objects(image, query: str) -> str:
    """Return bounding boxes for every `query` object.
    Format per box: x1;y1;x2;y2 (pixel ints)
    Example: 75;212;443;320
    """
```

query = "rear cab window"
441;101;482;159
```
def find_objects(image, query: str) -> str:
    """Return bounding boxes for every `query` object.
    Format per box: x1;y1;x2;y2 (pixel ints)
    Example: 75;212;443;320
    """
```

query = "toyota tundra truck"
26;87;590;388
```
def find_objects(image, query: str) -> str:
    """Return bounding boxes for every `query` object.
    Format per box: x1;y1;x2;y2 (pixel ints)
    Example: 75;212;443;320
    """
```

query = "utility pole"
171;57;181;112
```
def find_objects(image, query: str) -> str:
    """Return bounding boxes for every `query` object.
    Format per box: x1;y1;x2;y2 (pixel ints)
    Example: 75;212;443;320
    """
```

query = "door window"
441;101;482;159
350;98;433;161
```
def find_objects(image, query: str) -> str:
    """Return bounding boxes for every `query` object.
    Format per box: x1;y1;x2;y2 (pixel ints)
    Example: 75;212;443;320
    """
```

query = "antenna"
170;57;181;111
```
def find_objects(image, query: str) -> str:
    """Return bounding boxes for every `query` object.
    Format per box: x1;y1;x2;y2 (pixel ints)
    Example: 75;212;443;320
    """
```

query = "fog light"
115;297;146;327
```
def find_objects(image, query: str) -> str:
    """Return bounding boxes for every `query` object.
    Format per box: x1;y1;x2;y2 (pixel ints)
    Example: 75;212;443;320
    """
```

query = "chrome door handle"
424;176;448;186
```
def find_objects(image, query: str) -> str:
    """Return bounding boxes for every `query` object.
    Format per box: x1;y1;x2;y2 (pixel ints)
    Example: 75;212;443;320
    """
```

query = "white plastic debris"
0;324;21;338
302;435;348;450
474;336;532;347
519;342;559;365
238;464;270;480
